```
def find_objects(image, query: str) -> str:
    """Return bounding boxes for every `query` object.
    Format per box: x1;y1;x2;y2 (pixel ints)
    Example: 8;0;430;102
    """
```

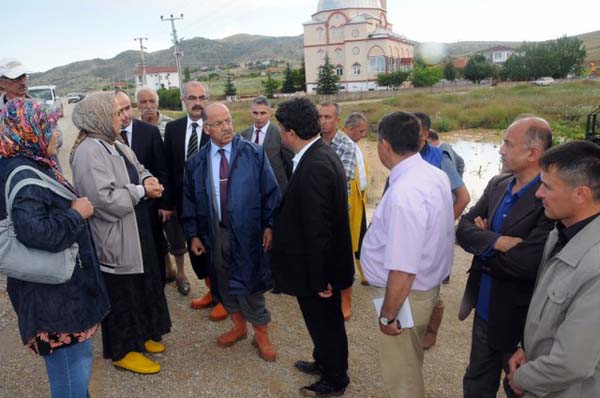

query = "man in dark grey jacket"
240;96;292;192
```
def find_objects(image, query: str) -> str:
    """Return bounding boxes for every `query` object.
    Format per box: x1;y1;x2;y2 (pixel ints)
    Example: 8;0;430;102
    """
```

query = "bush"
157;88;182;110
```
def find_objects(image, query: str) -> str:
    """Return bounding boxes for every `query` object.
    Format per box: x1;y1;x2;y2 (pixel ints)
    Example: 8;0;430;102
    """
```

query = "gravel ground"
0;103;480;398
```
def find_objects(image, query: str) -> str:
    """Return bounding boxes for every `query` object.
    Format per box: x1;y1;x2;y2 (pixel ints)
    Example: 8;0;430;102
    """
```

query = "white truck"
28;85;64;117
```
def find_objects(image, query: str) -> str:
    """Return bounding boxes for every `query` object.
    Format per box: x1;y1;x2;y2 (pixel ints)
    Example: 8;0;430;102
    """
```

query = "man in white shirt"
361;111;455;398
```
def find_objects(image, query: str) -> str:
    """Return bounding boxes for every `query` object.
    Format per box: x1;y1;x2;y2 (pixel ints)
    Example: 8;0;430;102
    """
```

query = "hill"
29;35;303;94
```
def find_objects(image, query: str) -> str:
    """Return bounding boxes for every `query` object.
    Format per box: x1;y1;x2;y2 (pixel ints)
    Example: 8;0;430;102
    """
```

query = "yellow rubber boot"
209;303;229;322
113;352;160;374
252;324;277;362
144;340;165;354
191;277;213;309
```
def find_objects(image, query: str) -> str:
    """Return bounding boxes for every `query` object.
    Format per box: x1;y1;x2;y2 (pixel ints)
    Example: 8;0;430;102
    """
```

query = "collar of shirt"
506;174;541;200
210;141;233;160
557;212;600;246
187;116;203;132
292;136;320;172
122;122;133;134
254;121;270;134
388;153;422;187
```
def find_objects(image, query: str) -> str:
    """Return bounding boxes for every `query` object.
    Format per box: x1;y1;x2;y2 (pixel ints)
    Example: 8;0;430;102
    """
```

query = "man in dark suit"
240;96;292;191
272;98;354;397
163;81;227;321
457;117;555;398
115;90;175;287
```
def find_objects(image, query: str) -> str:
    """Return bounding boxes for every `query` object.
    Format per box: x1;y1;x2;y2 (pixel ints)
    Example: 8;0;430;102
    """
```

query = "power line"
161;12;184;109
133;37;148;86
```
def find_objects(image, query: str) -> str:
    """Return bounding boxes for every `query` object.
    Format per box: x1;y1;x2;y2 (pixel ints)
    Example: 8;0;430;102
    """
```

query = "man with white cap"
0;58;30;110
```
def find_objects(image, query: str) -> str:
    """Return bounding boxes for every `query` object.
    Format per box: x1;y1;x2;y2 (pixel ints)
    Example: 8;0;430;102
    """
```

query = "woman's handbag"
0;165;80;284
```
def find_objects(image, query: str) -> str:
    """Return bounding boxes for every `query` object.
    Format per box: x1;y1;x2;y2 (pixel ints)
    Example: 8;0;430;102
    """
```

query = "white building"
480;46;515;65
134;66;180;91
303;0;414;92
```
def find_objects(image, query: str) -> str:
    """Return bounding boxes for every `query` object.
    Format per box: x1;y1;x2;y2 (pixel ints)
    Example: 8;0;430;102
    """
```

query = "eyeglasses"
185;95;209;102
205;118;233;128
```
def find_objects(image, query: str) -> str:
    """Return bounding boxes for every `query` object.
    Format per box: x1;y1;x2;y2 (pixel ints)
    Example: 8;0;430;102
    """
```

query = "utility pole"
134;37;148;87
161;13;184;105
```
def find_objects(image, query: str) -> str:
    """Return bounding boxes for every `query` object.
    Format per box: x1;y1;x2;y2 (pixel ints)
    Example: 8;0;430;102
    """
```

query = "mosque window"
352;63;361;75
368;55;385;73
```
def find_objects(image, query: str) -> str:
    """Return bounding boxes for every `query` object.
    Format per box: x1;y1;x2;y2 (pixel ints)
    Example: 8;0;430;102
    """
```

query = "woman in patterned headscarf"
0;98;110;397
70;92;172;374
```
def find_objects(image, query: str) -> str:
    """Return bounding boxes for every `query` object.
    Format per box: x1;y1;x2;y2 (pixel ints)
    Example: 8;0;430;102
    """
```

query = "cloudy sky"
3;0;596;72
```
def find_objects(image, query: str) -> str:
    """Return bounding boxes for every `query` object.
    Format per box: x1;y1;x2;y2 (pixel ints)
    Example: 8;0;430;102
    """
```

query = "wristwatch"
379;315;395;326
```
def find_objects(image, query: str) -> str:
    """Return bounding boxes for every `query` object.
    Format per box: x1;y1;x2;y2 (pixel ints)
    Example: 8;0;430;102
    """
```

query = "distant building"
134;66;179;91
480;45;515;64
303;0;414;92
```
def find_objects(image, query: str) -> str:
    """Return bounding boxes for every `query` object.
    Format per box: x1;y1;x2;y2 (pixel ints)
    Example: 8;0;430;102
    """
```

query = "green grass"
161;80;600;140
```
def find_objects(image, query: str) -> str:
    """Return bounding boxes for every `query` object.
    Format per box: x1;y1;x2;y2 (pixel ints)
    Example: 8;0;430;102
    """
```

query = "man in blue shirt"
414;112;471;350
456;117;554;398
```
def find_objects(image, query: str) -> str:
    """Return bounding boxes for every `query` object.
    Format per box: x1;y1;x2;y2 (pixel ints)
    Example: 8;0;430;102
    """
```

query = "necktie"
120;130;129;146
254;129;261;144
218;149;230;227
187;122;199;159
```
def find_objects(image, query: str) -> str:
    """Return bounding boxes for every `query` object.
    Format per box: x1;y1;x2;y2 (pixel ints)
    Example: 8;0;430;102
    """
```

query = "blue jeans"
43;339;93;398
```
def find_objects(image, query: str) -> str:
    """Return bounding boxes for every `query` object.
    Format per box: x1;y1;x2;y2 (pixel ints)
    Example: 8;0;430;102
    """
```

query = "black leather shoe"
294;360;322;376
299;378;347;397
176;279;191;296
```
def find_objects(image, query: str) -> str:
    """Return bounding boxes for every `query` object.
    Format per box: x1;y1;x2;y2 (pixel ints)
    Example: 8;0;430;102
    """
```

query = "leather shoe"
294;360;322;376
299;378;347;397
176;279;191;296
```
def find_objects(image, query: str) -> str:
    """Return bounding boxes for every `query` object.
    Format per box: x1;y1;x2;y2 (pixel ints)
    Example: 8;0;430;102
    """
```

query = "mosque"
303;0;415;92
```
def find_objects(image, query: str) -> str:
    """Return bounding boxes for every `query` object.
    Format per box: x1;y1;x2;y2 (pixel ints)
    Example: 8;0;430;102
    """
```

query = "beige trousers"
377;286;440;398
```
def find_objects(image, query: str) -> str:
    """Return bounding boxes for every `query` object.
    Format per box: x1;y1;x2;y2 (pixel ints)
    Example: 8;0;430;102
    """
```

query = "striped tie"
187;122;198;159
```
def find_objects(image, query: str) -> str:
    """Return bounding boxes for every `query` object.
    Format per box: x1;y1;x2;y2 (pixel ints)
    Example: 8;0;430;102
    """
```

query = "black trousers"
297;290;350;387
463;315;519;398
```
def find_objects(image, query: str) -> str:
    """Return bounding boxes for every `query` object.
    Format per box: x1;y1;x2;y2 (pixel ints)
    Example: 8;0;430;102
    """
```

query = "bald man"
457;117;555;398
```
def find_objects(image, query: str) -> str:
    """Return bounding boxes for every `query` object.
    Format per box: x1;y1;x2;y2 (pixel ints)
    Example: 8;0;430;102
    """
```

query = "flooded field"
363;129;503;209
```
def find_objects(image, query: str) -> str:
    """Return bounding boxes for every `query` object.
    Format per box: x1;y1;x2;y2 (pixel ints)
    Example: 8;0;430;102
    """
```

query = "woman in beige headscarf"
70;92;172;374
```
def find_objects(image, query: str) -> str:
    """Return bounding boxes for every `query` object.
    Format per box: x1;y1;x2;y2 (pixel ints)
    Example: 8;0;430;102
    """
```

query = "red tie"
218;149;230;227
254;129;261;144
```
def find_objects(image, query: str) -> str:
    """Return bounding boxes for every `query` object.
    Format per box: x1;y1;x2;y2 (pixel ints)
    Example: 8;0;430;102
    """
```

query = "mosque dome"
316;0;383;13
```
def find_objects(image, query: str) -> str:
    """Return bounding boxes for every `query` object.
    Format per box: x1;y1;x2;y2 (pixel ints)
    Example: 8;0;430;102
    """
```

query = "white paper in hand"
373;297;414;329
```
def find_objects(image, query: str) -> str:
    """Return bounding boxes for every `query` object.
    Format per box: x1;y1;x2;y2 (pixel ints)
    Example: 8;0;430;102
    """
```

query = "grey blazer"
71;138;152;274
240;123;292;192
514;215;600;398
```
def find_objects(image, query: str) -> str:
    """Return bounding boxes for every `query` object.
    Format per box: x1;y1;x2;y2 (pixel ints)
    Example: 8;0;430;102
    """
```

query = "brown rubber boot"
341;286;352;321
217;312;247;347
252;324;277;362
191;277;213;309
422;298;445;350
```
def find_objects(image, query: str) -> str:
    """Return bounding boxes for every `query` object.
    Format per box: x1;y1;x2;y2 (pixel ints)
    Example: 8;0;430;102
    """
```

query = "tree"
224;72;237;97
157;88;182;110
261;72;280;98
183;67;191;83
281;63;296;93
377;71;410;89
443;60;457;82
316;53;339;95
501;54;530;81
463;54;495;84
411;66;443;87
294;58;307;92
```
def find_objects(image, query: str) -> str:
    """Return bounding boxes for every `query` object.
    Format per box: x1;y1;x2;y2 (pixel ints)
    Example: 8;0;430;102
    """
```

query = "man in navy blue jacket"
181;103;281;362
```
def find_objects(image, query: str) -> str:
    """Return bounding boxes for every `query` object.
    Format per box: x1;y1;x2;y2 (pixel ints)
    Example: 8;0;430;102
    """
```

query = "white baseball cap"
0;59;29;79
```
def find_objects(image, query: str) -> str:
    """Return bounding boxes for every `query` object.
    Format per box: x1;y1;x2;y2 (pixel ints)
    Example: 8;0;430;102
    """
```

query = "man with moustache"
0;59;30;110
164;81;228;321
240;96;292;191
457;117;554;398
136;87;174;138
181;103;280;361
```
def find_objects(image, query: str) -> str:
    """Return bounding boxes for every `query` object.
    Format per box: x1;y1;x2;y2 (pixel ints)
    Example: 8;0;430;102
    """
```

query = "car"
533;77;554;86
28;85;64;116
67;92;86;104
